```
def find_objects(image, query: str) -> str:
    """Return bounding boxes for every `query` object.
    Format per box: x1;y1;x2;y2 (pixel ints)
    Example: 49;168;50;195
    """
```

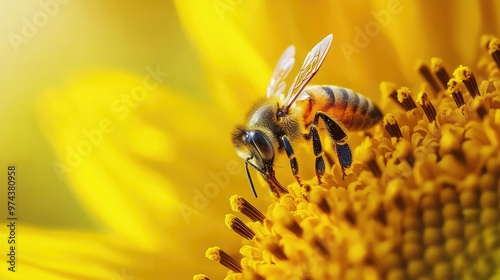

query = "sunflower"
7;1;499;280
173;1;500;279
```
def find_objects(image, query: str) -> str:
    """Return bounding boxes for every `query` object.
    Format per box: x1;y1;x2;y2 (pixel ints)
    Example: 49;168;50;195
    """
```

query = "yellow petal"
0;227;126;280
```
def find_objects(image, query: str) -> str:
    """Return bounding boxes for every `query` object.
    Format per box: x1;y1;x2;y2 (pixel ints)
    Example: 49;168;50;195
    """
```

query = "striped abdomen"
297;85;383;131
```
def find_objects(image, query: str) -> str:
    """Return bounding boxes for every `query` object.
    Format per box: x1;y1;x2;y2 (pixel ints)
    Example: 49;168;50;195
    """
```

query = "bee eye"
248;130;274;163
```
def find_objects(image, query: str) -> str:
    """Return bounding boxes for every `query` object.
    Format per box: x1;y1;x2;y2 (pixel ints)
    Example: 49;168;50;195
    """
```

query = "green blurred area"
0;1;206;229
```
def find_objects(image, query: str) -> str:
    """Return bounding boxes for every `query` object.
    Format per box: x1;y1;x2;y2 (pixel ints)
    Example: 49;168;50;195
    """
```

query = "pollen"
446;78;465;108
197;34;500;280
383;113;403;139
396;87;418;111
205;246;243;273
229;195;266;223
193;274;210;280
453;65;480;98
416;91;437;122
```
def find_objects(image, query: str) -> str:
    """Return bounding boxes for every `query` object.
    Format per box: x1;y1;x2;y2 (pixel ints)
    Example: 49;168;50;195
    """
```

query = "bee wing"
281;34;333;113
266;45;296;99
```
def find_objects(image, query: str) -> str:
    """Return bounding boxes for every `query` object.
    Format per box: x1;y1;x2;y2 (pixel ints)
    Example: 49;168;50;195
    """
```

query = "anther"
230;195;266;223
205;246;243;273
417;61;441;93
309;188;331;214
380;81;405;109
476;105;488;120
416;91;437;122
453;66;480;98
316;196;331;214
397;87;418;111
440;133;465;163
367;158;382;178
488;37;500;70
358;147;382;177
481;34;495;50
395;140;415;167
312;237;330;258
301;184;311;197
225;214;256;241
283;217;303;238
446;78;465;108
431;57;451;89
471;99;488;120
374;203;387;225
267;243;288;261
384;114;403;139
193;274;210;280
344;207;357;224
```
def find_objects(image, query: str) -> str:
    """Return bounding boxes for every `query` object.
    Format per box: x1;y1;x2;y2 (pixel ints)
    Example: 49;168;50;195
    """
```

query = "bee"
232;34;383;198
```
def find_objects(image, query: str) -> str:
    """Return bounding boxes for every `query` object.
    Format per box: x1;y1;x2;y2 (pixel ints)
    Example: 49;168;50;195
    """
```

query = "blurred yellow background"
0;0;498;279
1;1;204;227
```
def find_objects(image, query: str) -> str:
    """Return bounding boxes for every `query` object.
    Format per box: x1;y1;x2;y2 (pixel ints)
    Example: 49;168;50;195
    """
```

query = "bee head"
232;125;278;198
231;125;275;169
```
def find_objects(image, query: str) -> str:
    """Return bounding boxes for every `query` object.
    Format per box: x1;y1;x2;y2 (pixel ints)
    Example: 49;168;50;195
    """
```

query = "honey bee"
232;34;383;197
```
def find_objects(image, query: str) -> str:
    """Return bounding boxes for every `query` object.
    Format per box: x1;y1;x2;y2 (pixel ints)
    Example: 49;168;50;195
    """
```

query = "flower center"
195;35;500;280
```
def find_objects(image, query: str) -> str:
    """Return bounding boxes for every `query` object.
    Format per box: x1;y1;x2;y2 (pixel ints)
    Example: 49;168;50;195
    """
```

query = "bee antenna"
245;158;259;198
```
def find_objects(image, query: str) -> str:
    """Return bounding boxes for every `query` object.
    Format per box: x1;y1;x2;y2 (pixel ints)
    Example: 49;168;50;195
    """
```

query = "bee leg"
305;125;326;184
267;181;280;198
312;112;352;178
281;135;302;186
336;142;352;179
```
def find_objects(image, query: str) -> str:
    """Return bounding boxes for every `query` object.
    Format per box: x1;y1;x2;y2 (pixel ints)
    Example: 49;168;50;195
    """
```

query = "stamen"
471;99;488;120
446;78;465;108
283;217;303;238
397;87;418;111
440;133;465;163
481;34;495;50
380;81;405;109
267;243;288;260
301;186;311;202
395;140;415;167
367;158;382;178
317;196;331;214
384;114;403;139
417;61;441;93
416;91;437;122
359;146;382;177
230;195;265;223
312;237;330;258
453;66;480;98
193;274;210;280
431;57;451;89
488;37;500;70
369;160;382;178
476;105;488;120
344;207;357;224
225;214;256;241
309;188;331;214
374;203;387;225
205;246;243;273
